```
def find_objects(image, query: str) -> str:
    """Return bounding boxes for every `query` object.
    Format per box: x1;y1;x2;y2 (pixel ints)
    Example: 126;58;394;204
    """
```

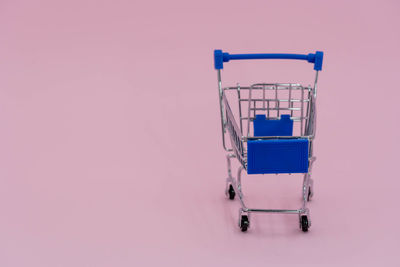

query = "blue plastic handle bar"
214;50;324;71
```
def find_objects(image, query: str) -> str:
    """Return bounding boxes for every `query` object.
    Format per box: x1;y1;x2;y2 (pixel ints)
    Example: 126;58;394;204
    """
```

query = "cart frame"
214;50;324;232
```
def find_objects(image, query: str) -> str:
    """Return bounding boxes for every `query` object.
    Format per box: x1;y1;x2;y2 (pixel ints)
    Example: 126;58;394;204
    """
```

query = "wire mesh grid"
224;83;313;138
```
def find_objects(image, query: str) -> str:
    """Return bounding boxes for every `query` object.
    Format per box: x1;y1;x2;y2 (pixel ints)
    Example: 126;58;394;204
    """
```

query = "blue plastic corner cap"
314;51;323;71
214;50;223;69
214;49;230;69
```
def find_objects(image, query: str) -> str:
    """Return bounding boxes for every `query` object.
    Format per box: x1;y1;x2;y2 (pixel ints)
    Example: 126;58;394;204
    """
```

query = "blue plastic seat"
247;115;309;174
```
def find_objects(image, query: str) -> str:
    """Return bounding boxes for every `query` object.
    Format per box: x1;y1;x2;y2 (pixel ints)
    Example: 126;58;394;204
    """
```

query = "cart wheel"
228;184;235;200
240;215;249;232
300;215;309;232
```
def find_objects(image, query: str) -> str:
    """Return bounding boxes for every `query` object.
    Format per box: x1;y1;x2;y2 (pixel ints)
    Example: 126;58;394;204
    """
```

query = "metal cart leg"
225;154;236;200
303;157;316;203
236;166;250;232
299;173;312;232
303;173;314;203
299;157;316;232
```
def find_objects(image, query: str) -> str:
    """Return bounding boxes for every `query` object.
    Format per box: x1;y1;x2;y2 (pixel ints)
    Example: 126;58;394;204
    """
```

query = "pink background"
1;0;399;266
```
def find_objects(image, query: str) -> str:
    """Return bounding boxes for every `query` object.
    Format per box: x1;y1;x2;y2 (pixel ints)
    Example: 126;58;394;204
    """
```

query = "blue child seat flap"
253;114;293;136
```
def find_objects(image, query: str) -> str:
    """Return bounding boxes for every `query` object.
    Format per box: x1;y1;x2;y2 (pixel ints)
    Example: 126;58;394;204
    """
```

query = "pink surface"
1;0;399;266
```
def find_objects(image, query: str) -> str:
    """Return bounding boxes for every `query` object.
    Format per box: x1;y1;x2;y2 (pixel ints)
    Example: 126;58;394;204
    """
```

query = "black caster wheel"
228;184;235;200
240;215;249;232
300;215;309;232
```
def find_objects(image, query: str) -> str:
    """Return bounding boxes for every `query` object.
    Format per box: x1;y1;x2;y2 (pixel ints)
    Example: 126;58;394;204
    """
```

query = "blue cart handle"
214;50;324;71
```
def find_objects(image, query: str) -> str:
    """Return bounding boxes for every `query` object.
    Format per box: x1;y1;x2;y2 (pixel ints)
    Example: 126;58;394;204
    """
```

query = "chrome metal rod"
247;209;303;214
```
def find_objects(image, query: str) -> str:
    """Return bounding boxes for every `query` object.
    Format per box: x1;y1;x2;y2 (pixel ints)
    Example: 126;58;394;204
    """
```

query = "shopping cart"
214;50;324;232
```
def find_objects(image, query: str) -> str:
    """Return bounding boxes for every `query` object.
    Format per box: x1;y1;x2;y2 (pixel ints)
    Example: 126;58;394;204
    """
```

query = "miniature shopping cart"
214;50;324;232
